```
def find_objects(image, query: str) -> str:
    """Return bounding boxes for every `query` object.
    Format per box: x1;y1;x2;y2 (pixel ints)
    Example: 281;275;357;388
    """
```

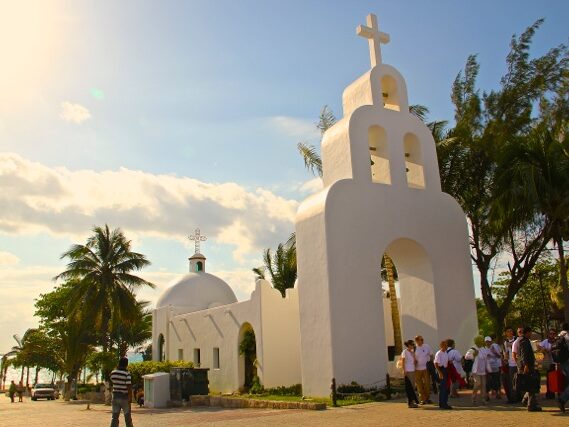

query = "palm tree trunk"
20;365;24;383
25;366;30;387
556;236;569;322
384;254;402;354
34;367;40;385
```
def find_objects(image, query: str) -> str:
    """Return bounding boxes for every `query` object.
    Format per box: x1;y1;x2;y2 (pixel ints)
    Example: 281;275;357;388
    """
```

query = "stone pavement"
1;393;568;426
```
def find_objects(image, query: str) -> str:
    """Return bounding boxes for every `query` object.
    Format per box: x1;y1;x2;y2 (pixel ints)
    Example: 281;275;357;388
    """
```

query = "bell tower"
295;13;478;397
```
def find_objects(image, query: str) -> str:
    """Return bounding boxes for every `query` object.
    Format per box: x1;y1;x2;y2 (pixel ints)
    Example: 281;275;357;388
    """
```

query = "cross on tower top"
356;13;390;67
188;228;207;254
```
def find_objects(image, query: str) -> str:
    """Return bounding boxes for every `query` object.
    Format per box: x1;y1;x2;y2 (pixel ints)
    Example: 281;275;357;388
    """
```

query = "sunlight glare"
0;1;61;110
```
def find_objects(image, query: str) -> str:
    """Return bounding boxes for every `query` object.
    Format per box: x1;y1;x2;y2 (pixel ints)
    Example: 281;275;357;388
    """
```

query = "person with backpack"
485;336;503;400
446;339;465;397
538;328;557;399
518;326;542;412
554;322;569;413
465;336;490;405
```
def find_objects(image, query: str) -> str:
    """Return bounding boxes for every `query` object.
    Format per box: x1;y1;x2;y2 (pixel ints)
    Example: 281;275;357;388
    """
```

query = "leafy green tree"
85;351;116;384
493;124;569;321
0;351;17;390
137;344;153;362
35;282;96;398
55;225;155;358
111;301;153;358
437;20;568;334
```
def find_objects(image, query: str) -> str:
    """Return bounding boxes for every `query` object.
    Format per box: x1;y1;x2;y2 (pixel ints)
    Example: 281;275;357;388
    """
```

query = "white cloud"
0;251;19;265
0;153;298;262
269;116;320;139
299;177;323;194
59;101;91;123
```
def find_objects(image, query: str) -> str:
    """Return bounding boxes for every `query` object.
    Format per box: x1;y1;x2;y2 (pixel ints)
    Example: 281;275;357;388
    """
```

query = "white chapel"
153;13;477;397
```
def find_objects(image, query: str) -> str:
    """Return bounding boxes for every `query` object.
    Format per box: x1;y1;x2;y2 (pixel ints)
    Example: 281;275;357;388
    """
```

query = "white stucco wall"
296;61;477;397
152;280;302;393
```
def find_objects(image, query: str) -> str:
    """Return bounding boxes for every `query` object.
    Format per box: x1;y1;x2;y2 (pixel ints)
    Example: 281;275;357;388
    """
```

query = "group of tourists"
399;322;569;412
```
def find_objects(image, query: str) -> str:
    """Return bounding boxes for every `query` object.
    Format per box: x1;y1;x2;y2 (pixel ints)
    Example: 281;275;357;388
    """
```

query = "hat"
484;336;492;342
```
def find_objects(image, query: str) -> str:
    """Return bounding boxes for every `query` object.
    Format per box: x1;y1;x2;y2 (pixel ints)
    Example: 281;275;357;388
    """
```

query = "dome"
156;271;237;312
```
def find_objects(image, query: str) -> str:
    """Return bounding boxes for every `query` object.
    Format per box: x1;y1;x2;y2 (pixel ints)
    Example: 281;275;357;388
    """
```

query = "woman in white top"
446;339;464;397
465;335;490;404
538;329;557;399
485;336;503;399
401;340;419;408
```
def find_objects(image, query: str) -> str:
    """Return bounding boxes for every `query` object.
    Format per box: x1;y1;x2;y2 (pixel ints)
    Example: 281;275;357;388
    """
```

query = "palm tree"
492;125;569;320
0;350;17;390
55;225;155;358
112;301;153;357
254;243;297;297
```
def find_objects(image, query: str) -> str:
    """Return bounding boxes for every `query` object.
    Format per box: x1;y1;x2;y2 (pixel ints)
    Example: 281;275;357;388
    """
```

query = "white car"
31;383;57;401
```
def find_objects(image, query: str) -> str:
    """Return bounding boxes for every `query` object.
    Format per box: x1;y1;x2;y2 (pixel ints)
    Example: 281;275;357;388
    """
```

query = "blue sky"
0;0;568;351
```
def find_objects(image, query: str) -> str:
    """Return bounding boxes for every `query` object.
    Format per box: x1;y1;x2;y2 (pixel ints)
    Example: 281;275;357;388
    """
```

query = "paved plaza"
1;393;568;426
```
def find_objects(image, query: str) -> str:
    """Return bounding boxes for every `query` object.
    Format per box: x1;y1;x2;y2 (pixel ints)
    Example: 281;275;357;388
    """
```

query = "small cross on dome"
188;228;207;254
357;13;390;67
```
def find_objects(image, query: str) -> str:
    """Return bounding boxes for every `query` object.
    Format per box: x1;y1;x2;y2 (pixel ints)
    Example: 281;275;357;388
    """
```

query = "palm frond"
317;105;337;134
297;142;323;177
409;104;429;122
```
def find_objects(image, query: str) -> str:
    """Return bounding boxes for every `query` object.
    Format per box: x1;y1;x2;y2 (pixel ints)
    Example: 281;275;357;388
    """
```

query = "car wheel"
32;397;37;401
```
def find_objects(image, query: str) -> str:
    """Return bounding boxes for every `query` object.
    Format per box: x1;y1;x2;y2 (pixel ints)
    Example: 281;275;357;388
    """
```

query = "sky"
0;0;568;352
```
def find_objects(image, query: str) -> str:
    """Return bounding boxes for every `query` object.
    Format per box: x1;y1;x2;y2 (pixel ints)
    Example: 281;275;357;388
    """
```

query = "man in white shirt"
434;340;452;410
414;335;433;404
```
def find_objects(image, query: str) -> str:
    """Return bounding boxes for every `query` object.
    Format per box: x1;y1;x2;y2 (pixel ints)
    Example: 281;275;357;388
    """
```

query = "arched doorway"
237;323;257;392
158;334;165;362
382;239;437;356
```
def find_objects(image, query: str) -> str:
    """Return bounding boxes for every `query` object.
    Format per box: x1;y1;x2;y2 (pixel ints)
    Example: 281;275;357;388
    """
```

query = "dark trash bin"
170;368;209;401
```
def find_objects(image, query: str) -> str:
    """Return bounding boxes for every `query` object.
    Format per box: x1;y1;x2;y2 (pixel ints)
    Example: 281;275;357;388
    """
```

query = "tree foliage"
55;225;154;351
438;19;569;333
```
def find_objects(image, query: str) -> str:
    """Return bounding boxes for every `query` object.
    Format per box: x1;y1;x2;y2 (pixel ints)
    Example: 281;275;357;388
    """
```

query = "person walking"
446;339;465;398
8;380;16;403
485;336;502;399
401;340;419;408
518;326;541;412
503;326;520;403
465;336;489;405
556;322;569;413
414;335;433;404
110;357;134;427
538;328;557;399
434;340;452;410
17;381;24;402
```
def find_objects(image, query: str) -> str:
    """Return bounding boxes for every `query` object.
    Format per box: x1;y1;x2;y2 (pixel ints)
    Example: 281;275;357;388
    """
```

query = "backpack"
462;347;476;373
551;335;569;364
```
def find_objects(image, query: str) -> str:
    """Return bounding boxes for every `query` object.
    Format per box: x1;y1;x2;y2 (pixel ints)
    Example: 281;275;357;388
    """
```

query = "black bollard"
331;378;338;407
385;374;391;400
